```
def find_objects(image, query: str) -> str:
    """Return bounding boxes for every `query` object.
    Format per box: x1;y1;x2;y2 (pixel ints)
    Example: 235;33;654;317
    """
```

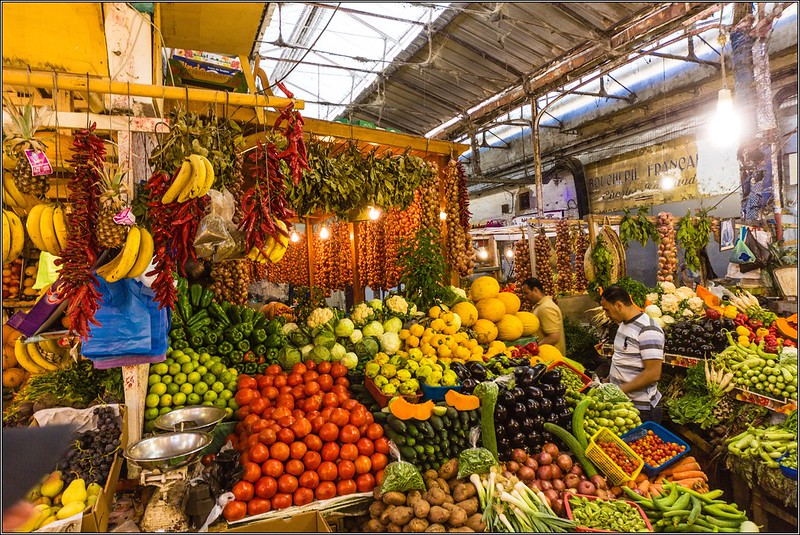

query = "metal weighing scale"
124;407;226;532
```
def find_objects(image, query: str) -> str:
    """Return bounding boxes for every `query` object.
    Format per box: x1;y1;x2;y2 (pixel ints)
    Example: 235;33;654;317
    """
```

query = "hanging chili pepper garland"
273;81;310;185
144;170;179;310
55;124;105;341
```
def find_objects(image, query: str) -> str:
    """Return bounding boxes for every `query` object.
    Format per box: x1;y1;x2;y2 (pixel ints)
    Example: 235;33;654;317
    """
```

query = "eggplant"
522;416;537;432
514;366;528;379
540;384;556;397
461;377;478;393
511;358;530;368
552;397;567;412
530;414;545;430
557;412;572;429
541;431;554;442
538;398;553;413
499;390;515;407
511;432;527;448
494;404;508;424
524;398;540;417
466;361;488;381
552;383;567;397
530;363;548;381
450;362;470;378
511;387;525;400
495;424;507;439
525;386;544;401
498;436;511;452
506;419;521;435
519;367;538;388
513;402;528;418
539;369;562;385
700;344;713;356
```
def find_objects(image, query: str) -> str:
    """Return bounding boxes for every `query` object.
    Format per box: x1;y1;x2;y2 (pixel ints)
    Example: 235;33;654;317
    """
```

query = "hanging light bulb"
290;231;301;243
368;206;381;220
708;32;741;147
439;211;447;221
478;248;489;260
505;248;514;259
319;226;330;240
349;231;354;241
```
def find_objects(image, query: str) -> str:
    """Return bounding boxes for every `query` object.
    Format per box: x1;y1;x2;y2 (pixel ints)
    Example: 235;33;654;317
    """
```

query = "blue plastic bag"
83;277;170;358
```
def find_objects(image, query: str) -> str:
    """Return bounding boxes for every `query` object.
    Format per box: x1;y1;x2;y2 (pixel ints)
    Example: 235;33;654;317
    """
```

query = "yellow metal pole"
3;68;303;110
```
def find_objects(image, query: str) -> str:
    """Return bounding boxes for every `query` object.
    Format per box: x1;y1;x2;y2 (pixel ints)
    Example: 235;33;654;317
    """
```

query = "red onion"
550;466;563;480
564;474;581;489
543;489;560;508
531;480;543;491
525;458;539;471
556;454;573;472
539;480;553;491
506;461;520;473
590;475;607;490
537;465;553;481
538;452;553;466
543;443;560;457
577;481;597;495
551;496;565;516
512;448;529;464
518;466;536;482
569;464;583;476
551;479;566;492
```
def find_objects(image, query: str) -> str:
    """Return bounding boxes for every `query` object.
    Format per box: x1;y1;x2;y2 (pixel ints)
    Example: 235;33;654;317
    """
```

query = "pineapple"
94;162;131;248
3;98;50;198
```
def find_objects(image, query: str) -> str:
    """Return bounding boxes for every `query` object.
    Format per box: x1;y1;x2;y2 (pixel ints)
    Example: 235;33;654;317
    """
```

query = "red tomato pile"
627;430;685;467
222;361;390;522
597;440;639;476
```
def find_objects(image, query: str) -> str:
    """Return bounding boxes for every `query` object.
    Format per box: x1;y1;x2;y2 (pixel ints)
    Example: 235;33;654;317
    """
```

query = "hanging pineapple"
94;162;131;248
3;99;50;198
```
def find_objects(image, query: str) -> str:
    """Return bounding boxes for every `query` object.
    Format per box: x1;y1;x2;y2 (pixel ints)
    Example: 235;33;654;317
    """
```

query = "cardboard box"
225;511;331;533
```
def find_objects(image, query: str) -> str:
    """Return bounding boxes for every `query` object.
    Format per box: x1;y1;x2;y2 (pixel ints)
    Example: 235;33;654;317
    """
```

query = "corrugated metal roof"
339;2;654;135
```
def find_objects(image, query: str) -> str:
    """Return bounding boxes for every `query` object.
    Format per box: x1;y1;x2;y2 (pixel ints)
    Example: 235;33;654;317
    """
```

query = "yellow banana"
39;204;61;255
106;226;141;282
268;242;287;263
15;339;46;374
274;220;290;248
96;250;124;279
53;205;69;250
5;210;25;263
125;227;154;278
181;154;206;201
25;203;47;251
3;211;10;263
39;339;62;355
4;175;28;207
161;160;193;204
27;342;59;372
3;182;19;208
199;155;215;196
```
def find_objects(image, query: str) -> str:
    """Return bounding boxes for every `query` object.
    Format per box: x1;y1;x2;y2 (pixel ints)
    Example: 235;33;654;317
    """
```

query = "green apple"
213;398;228;410
202;401;214;407
180;383;194;395
148;374;162;386
202;373;216;385
196;366;208;376
181;362;196;374
168;363;182;376
161;375;173;385
159;406;172;415
219;371;233;384
172;393;187;406
149;383;167;396
144;420;156;433
144;407;159;420
153;363;169;375
219;389;233;401
173;372;187;385
203;390;218;402
210;363;225;376
160;394;173;407
145;394;160;408
193;382;209;396
166;383;180;396
211;381;225;394
187;393;201;405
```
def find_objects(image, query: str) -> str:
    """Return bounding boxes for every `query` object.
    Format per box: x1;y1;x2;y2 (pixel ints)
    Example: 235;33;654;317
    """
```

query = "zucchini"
385;428;405;446
387;415;407;434
429;415;444;432
543;422;598;478
572;398;592;450
399;446;417;461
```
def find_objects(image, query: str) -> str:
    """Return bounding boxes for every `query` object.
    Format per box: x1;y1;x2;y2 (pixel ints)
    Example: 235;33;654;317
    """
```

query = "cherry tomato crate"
547;361;591;393
564;493;653;533
585;427;644;486
620;421;691;477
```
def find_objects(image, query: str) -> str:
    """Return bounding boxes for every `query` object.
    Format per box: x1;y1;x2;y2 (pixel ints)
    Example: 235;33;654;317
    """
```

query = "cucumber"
420;421;435;438
414;445;425;455
385;428;405;446
387;415;407;434
407;423;421;437
406;437;416;446
373;411;388;423
400;446;417;461
446;407;458;420
429;415;444;432
543;422;599;478
572;398;592;450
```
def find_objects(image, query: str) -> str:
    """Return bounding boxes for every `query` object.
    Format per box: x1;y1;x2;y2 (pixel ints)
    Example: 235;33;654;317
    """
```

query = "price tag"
23;149;52;176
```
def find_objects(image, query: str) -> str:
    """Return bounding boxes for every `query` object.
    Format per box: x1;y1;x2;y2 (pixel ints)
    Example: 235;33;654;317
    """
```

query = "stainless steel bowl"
153;406;227;434
123;431;212;472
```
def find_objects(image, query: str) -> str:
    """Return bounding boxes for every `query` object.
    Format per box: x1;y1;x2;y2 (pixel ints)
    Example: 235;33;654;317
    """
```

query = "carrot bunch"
610;456;709;498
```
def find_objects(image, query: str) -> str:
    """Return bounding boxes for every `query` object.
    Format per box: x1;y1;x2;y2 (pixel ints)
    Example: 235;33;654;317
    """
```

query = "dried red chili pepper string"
144;170;179;309
273;82;309;186
54;124;105;341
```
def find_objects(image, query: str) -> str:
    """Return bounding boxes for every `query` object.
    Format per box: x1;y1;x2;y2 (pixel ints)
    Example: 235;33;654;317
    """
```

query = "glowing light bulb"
290;231;300;243
505;248;514;259
319;226;330;240
349;231;354;241
439;211;447;221
660;175;675;190
708;88;741;148
478;248;489;260
368;206;381;220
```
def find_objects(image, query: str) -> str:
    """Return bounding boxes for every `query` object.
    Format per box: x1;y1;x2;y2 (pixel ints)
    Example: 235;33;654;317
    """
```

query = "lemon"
193;382;209;395
213;398;228;410
202;401;214;407
203;390;218;402
210;363;225;376
187;371;202;384
168;363;181;376
228;399;239;410
159;406;172;416
196;366;208;376
181;362;195;374
174;372;188;385
220;372;233;384
187;393;201;405
144;407;159;420
199;353;211;364
172;393;187;406
153;363;169;375
180;383;194;395
145;394;160;408
176;355;191;365
212;381;225;394
148;374;162;386
160;394;173;407
166;383;180;396
227;381;237;392
203;373;216;385
149;383;167;396
219;389;233;401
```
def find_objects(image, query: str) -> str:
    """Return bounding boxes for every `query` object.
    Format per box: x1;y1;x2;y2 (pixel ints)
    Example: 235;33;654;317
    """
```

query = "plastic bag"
730;227;756;264
457;427;496;479
380;441;425;494
194;189;245;262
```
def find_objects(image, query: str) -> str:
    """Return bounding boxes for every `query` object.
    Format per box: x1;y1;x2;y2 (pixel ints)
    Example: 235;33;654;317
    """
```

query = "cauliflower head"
307;307;334;329
350;303;375;327
386;295;409;316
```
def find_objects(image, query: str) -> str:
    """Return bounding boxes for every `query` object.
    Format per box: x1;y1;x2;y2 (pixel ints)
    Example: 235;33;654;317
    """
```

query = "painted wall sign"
585;136;699;213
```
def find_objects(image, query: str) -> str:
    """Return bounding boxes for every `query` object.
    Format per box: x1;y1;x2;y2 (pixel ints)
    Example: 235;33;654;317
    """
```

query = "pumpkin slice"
445;389;480;411
776;317;798;342
415;400;436;420
388;396;419;421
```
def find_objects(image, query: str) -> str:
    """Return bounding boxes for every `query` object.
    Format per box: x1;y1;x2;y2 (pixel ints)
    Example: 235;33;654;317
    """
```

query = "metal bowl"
153;406;227;434
123;431;212;472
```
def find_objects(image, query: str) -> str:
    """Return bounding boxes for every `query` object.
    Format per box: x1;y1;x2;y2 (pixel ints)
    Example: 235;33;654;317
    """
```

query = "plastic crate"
564;494;653;533
547;361;591;393
364;375;421;408
585;427;644;486
421;383;462;402
621;421;691;477
778;452;798;481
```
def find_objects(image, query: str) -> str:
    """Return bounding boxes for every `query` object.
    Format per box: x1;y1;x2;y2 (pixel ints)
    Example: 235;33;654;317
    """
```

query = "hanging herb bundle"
55;124;105;340
587;235;614;301
677;209;712;272
399;226;447;310
619;207;661;248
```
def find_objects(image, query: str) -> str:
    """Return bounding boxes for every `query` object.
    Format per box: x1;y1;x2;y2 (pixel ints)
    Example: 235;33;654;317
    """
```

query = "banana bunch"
247;220;290;264
96;225;154;282
161;153;215;203
25;203;68;256
14;338;72;374
2;209;26;264
2;176;40;216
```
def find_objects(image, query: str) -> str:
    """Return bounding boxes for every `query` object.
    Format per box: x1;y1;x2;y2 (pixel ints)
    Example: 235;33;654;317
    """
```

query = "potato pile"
656;212;677;283
266;236;309;286
573;227;588;293
363;459;485;533
210;259;251;304
513;238;532;312
555;220;574;295
315;221;352;291
442;160;475;279
533;228;556;297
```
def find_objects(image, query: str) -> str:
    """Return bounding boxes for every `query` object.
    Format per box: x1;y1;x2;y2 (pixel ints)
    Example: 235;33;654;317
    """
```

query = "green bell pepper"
190;334;205;348
252;313;267;330
189;283;204;308
239;322;253;338
199;288;215;309
257;363;268;374
226;327;243;343
226;307;241;324
252;344;265;356
176;277;189;295
229;350;244;364
206;344;217;355
177;294;193;323
172;339;189;350
251;329;267;344
208;303;230;326
204;332;219;345
196;346;209;355
241;307;254;324
237;340;251;352
265;320;279;335
170;328;186;340
265;333;284;348
244;362;257;375
218;341;234;355
220;301;230;311
172;313;184;327
267;347;279;362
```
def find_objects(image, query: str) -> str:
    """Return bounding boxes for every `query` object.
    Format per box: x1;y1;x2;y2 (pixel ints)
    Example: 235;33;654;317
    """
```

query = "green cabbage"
342;352;358;370
363;321;384;337
334;318;355;338
330;343;346;362
300;344;314;357
290;329;311;347
356;337;380;359
379;332;401;355
383;317;403;334
308;345;331;363
314;331;337;349
369;299;383;311
349;329;363;344
278;347;302;370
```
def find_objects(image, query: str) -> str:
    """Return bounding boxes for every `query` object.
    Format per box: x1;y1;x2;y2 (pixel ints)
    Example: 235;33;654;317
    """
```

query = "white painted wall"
104;3;153;112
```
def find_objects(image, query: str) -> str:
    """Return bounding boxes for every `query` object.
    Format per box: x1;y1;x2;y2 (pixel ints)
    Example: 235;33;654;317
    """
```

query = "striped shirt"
609;312;665;409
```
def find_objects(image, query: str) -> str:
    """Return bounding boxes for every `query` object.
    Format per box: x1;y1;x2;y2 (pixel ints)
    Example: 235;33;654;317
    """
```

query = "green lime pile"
144;347;239;433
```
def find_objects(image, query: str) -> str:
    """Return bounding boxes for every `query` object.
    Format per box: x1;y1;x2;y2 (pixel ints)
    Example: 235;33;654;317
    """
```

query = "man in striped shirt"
600;285;665;424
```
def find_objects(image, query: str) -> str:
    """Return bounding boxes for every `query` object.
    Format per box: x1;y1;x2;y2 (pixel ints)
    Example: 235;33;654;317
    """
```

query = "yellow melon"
470;276;500;301
496;314;524;341
538;344;564;363
474;319;498;344
496;292;521;315
515;311;540;337
451;301;479;327
475;298;505;322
